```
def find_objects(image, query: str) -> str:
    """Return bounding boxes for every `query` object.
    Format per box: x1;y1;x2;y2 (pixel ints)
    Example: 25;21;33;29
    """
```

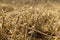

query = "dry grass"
0;0;60;40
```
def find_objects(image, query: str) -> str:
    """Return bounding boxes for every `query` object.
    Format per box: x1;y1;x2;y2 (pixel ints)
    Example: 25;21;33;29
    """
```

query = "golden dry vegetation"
0;0;60;40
